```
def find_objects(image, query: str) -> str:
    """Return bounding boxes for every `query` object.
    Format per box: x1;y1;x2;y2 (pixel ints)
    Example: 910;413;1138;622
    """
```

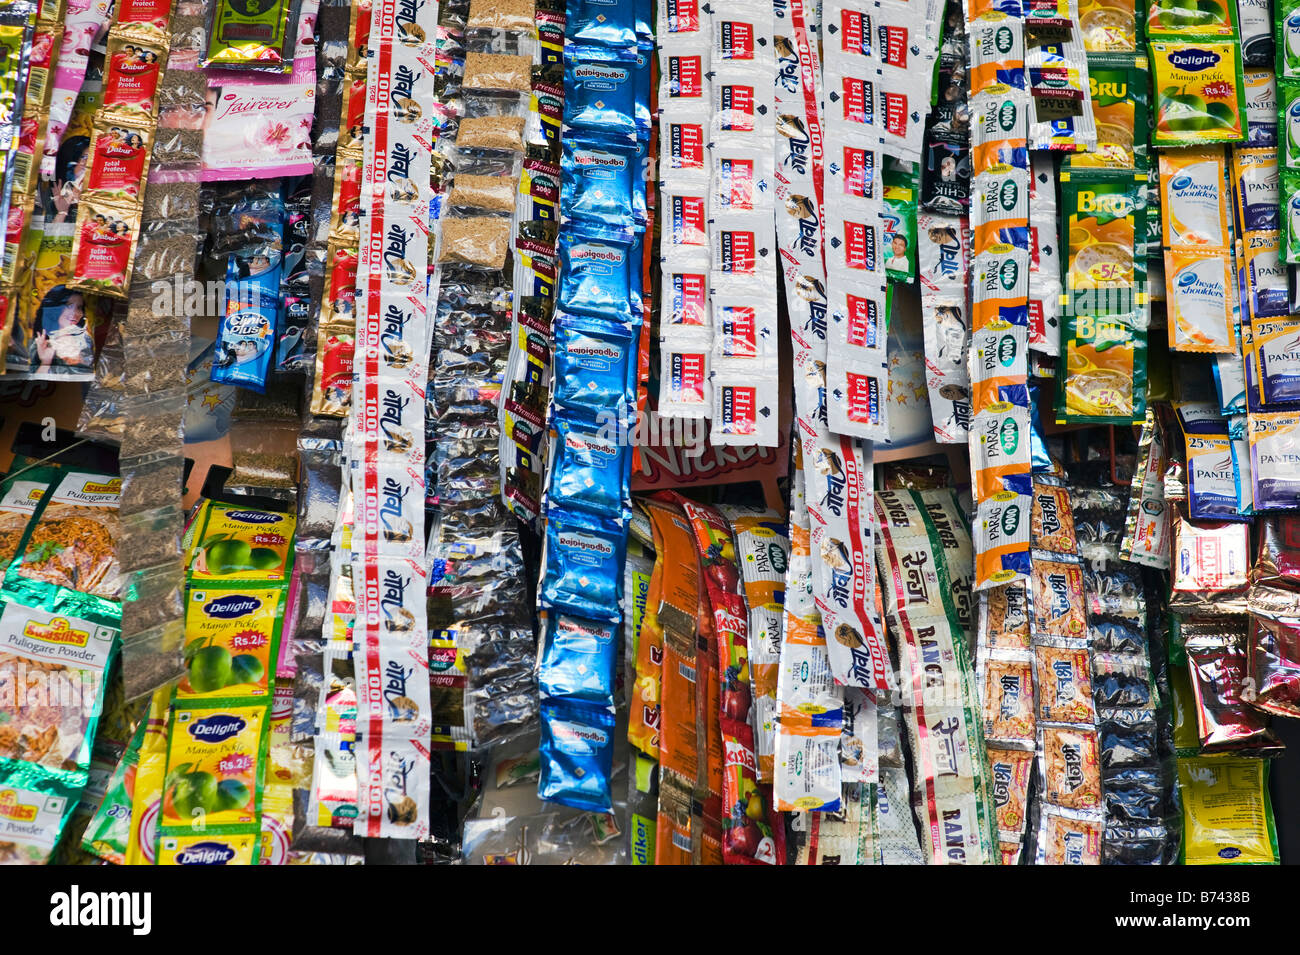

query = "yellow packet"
1177;757;1278;864
1071;56;1143;168
1158;148;1230;247
1150;41;1248;147
177;585;284;701
1064;171;1138;292
1078;0;1138;51
161;705;267;832
1059;311;1142;421
1164;247;1235;352
157;832;259;866
186;500;296;581
124;685;172;866
257;783;294;865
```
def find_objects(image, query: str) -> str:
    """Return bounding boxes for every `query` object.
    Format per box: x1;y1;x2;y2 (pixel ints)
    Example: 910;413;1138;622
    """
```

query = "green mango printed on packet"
1148;0;1238;38
1149;40;1249;146
158;702;270;843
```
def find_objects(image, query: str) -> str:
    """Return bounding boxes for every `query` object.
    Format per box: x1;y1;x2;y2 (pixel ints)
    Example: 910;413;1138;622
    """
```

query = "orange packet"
655;778;694;865
628;517;665;758
698;619;723;808
643;499;700;635
660;638;700;783
642;499;703;780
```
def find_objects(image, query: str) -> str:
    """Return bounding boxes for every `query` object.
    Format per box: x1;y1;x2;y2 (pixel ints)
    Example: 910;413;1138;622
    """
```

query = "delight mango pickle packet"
177;584;286;702
184;499;296;583
158;703;269;845
1150;39;1248;146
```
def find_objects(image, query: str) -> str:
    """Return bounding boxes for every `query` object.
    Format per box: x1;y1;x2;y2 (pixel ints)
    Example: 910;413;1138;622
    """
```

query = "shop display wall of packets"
1;0;1300;873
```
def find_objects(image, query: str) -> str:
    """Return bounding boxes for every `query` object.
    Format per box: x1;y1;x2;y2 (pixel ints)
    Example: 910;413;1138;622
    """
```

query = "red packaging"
101;35;166;119
667;492;785;865
85;121;151;201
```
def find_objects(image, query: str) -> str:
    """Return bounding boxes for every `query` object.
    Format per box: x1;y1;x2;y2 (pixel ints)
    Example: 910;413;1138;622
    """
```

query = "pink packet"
42;0;112;178
199;0;319;182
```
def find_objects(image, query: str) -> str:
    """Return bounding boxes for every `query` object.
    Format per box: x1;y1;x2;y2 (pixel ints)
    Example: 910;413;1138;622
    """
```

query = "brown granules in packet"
118;454;185;513
119;397;186;456
119;509;184;567
141;180;200;222
150;128;204;165
982;656;1036;743
230;451;299;491
449;173;516;213
118;621;185;699
984;581;1031;649
463;52;533;92
439;216;511;269
1041;810;1102;865
1035;642;1096;724
467;0;535;31
456;115;526;152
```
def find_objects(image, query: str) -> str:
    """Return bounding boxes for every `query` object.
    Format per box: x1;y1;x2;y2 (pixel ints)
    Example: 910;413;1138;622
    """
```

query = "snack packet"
1149;40;1248;146
1178;756;1279;864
